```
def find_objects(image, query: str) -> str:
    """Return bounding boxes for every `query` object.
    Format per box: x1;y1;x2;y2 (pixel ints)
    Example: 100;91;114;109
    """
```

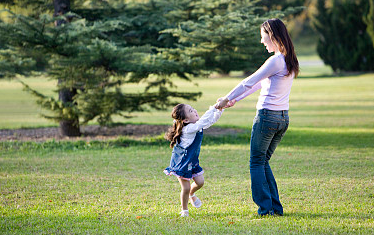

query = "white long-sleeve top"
179;106;223;148
226;52;294;111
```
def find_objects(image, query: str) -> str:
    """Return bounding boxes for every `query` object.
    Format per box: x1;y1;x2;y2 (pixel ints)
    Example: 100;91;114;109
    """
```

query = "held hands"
226;99;236;108
215;97;236;110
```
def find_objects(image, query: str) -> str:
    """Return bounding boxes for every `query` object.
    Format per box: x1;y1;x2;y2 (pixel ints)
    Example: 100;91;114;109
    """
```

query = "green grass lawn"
1;130;373;234
1;72;372;130
1;61;374;233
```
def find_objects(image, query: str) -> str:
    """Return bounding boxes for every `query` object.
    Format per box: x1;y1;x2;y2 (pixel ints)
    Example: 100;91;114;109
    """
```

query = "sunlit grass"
1;49;374;233
1;73;373;130
1;126;373;234
1;10;374;235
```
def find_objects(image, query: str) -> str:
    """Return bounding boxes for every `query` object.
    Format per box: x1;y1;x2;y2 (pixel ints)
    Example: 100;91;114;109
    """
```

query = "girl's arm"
184;106;223;133
225;55;282;101
203;107;223;130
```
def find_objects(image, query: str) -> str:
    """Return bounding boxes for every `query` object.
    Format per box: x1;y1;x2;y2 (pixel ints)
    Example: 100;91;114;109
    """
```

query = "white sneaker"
180;210;189;217
189;194;202;208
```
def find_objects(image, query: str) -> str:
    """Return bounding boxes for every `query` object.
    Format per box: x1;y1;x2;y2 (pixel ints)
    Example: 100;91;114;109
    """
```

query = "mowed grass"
1;69;374;233
0;72;373;130
1;130;373;234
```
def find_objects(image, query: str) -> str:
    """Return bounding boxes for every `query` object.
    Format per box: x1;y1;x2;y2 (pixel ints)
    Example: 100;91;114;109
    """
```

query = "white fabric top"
226;52;294;111
179;106;223;148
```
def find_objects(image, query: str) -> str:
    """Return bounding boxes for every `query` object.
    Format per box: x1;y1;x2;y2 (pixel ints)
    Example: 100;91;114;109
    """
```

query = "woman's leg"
264;131;286;215
250;112;286;215
250;110;289;215
264;161;282;214
250;118;274;215
190;174;204;202
177;178;191;210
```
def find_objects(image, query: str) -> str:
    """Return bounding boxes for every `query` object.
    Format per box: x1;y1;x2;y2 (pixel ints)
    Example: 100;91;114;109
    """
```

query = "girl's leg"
190;175;204;202
177;178;191;210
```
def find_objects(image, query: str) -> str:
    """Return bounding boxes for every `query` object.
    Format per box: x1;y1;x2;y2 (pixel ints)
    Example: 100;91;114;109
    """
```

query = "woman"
215;18;299;216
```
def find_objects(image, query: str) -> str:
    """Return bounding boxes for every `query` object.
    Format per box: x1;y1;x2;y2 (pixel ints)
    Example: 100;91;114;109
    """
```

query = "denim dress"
164;130;204;180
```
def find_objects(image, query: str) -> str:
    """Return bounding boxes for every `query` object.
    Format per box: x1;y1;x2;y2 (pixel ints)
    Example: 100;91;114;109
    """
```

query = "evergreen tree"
0;1;202;136
313;0;374;72
364;0;374;48
0;0;297;136
163;0;303;74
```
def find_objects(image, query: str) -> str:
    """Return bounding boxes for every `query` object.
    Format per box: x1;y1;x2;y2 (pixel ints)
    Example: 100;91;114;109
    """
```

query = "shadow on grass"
298;71;366;79
284;211;374;220
1;128;372;151
0;136;168;152
204;128;372;149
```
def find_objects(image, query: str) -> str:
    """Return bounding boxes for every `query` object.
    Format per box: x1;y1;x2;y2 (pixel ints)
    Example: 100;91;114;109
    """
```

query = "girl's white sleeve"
184;106;223;133
203;107;223;130
225;55;282;101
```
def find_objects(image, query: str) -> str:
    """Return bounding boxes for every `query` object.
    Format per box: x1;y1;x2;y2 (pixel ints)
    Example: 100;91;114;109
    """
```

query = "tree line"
0;0;372;136
0;0;301;136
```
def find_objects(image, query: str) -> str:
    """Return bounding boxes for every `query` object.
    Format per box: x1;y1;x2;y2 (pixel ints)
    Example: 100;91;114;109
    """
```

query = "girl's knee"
181;187;190;195
195;179;204;188
193;175;204;188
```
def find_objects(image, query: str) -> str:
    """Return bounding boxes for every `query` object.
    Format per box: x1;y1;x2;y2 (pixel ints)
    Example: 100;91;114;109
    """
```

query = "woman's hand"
215;97;230;110
225;99;236;108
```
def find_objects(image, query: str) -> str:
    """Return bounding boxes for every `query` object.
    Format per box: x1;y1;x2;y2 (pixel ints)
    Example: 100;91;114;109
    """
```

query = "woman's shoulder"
266;53;286;68
269;52;285;61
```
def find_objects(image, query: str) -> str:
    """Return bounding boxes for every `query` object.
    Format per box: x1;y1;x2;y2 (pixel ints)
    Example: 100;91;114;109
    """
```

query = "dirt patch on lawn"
0;124;244;141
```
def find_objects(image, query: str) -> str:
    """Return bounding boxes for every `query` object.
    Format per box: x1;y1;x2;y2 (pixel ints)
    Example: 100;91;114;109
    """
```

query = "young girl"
164;103;223;217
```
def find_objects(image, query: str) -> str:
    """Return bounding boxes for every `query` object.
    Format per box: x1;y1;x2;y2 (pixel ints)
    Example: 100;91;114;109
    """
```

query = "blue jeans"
250;109;289;216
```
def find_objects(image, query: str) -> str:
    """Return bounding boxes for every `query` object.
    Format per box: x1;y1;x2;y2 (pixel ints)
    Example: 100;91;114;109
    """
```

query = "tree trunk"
59;120;81;136
54;0;80;136
58;86;80;136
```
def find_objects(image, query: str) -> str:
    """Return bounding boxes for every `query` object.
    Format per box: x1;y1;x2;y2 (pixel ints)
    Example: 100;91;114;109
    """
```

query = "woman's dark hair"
261;18;299;78
165;104;187;148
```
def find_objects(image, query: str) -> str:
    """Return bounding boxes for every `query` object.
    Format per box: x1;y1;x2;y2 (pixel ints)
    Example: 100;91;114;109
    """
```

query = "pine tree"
313;0;374;72
163;0;303;74
364;0;374;48
0;0;296;136
0;1;202;136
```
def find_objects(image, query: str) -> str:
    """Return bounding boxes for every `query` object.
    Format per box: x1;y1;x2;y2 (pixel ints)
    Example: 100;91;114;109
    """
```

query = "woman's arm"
226;55;282;101
234;82;262;102
215;55;282;109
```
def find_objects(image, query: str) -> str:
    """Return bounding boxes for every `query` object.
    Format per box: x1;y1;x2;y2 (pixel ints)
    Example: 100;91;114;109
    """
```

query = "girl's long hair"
262;18;299;78
165;104;187;148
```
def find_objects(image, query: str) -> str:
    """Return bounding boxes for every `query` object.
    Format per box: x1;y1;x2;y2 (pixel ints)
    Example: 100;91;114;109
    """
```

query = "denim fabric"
164;130;204;179
250;109;289;216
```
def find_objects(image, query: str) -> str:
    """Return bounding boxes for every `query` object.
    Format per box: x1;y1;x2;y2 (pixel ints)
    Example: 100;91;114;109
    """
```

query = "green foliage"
364;0;374;48
0;49;37;77
0;0;298;128
0;9;201;125
313;0;374;72
163;1;303;74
